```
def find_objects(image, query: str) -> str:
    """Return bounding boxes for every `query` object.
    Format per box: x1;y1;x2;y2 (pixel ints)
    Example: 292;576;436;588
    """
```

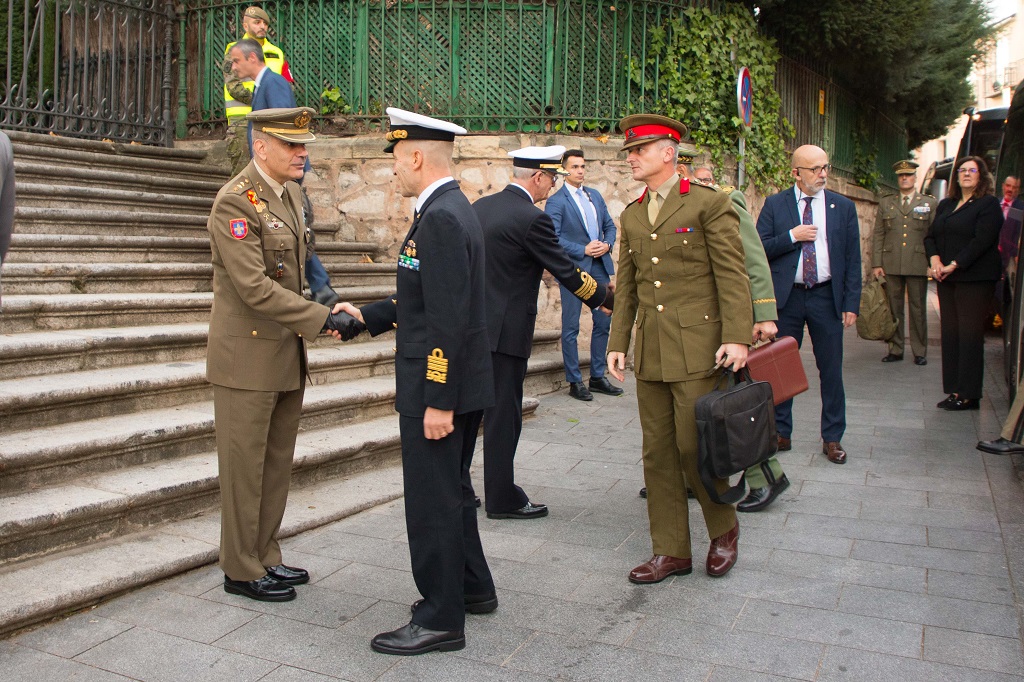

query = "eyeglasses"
795;164;831;175
957;167;980;175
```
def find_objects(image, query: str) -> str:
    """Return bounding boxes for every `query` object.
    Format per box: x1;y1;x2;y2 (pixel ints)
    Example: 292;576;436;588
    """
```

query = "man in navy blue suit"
227;39;339;307
545;149;622;400
757;145;862;465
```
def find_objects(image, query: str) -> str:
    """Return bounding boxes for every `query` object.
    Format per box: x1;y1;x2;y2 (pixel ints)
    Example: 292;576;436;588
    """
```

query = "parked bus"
998;83;1024;398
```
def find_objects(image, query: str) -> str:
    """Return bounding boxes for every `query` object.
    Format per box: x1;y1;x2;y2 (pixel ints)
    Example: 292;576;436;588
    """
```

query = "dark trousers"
775;282;846;442
400;410;493;632
936;280;995;400
482;351;530;514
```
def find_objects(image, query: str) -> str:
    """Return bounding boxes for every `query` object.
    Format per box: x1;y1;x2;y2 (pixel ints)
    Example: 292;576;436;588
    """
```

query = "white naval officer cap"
383;107;468;153
508;145;569;175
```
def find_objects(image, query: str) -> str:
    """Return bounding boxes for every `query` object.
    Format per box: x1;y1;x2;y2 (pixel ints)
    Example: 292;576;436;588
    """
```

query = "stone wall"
179;134;879;340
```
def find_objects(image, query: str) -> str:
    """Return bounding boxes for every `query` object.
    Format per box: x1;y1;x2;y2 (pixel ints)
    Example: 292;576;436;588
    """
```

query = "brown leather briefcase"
746;336;808;406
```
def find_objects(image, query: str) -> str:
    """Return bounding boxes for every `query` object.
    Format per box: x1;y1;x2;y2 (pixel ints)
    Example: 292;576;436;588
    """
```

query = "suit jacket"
247;68;296;152
544;183;617;276
757;187;862;317
924;194;1003;282
998;197;1024;270
361;181;494;417
608;178;752;382
475;185;608;359
206;160;329;391
871;191;936;276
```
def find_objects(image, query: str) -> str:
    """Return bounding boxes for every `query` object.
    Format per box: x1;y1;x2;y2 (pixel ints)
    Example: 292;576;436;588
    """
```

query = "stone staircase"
0;130;580;636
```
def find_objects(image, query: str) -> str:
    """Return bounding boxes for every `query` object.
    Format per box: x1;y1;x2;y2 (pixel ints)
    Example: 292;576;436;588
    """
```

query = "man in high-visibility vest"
224;6;293;176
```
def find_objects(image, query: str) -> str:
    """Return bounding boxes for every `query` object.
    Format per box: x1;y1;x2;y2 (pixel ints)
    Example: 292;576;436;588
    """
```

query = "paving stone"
784;511;927;545
838;584;1019;638
485;555;590;600
860;502;999;531
766;549;927;594
90;586;259;644
706;665;808;681
258;666;345;682
289;531;412;571
927;568;1017;605
734;599;923;658
739;524;854;558
379;654;556;682
851;539;1010;578
314;562;421;607
74;626;277;681
504;630;711;681
0;641;135;681
863;470;991;496
626;614;825;680
926;526;1006;554
477;528;549;560
923;626;1024;675
213;613;395;681
818;645;1024;682
523;539;644;576
14;611;132;658
155;563;224;597
777;494;862;519
698;567;842;610
200;582;378;629
492;590;645;645
799;480;929;507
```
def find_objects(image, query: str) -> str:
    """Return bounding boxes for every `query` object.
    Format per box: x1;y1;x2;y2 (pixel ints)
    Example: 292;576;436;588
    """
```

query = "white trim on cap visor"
508;145;567;161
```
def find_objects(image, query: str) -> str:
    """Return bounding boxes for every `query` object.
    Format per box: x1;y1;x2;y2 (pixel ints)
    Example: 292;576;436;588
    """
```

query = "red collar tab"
679;178;690;195
624;124;682;142
639;187;648;203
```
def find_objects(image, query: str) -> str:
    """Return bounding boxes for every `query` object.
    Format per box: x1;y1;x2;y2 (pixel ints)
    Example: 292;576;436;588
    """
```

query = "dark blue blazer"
544;183;617;276
757;187;862;317
247;67;295;153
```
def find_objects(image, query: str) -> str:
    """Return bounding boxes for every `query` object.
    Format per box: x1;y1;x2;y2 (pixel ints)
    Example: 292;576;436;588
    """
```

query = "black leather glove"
322;311;366;341
600;287;614;311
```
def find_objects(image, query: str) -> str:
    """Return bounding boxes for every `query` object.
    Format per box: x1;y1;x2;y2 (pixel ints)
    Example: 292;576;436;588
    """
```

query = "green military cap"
618;113;688;151
892;159;919;175
243;6;271;23
246;107;316;144
677;142;699;164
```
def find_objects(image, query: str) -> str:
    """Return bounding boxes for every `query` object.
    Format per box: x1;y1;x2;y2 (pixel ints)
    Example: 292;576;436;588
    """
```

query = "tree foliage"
745;0;993;148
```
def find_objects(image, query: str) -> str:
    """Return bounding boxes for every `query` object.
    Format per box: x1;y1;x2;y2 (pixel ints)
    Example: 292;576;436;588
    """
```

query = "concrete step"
9;135;230;182
4;234;381;265
13;206;210;237
323;261;399;286
15;181;214;216
0;396;544;571
4;130;210;163
0;341;400;435
0;462;407;637
0;262;214;295
12;158;226;195
0;286;395;333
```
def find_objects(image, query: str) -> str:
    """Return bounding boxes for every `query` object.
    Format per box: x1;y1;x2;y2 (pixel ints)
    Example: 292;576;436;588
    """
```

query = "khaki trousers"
637;376;738;559
886;274;928;358
214;383;304;580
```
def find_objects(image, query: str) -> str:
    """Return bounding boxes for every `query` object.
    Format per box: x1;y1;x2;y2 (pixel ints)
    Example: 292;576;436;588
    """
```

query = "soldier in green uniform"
871;160;936;365
608;115;752;583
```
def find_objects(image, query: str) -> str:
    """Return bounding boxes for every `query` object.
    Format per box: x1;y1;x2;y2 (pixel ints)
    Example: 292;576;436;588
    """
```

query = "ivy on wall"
629;4;793;192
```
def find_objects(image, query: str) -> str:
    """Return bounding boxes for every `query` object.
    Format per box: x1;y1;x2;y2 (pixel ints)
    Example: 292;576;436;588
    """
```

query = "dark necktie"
902;196;910;211
801;196;817;286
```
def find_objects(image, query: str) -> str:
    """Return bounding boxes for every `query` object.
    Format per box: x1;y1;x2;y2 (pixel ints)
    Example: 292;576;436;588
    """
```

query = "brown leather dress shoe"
777;436;792;451
823;441;847;464
706;524;739;577
628;555;692;584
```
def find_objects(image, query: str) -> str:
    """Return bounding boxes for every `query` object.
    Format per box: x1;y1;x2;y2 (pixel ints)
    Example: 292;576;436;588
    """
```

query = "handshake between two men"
322;303;365;341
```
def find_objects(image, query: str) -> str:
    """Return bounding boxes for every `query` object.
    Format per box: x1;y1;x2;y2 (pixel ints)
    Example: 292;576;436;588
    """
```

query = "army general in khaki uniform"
871;159;936;365
608;115;752;583
207;107;332;602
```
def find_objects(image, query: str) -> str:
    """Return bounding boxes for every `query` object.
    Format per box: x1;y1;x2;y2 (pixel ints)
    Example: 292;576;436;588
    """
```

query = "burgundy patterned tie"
801;197;817;286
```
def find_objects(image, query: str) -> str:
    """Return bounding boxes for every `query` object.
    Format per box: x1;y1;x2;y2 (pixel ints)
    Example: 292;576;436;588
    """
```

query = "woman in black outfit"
924;156;1003;411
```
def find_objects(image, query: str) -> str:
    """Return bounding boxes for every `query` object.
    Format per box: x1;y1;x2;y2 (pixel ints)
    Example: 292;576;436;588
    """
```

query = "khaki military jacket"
872;191;936;276
609;177;753;382
206;160;329;392
728;188;777;323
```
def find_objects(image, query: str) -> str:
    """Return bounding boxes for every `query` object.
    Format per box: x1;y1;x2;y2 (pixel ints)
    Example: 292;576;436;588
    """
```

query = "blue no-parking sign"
737;66;752;129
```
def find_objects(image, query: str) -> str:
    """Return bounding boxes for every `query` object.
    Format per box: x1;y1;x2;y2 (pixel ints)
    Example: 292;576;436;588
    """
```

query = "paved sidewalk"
3;301;1024;680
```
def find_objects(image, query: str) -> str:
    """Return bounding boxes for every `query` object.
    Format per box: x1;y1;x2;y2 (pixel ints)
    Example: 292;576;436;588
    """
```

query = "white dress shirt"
791;186;831;284
415;176;455;214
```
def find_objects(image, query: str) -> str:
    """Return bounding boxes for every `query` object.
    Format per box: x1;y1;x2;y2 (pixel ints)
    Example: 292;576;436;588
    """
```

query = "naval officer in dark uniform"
207;107;333;602
336;108;496;656
474;146;611;520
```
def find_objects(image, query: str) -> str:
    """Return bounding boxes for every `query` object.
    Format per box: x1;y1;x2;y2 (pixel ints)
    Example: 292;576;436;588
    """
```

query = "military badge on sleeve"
230;218;248;239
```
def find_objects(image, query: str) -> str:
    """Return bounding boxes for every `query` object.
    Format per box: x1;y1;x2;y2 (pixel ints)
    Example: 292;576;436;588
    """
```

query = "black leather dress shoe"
475;496;481;508
223;575;296;602
947;397;980;411
914;356;927;366
265;564;309;586
589;376;624;396
639;486;647;498
569;382;593;401
737;475;790;513
881;353;904;362
937;394;957;408
371;622;465;655
411;592;498;615
977;437;1024;455
487;502;548;519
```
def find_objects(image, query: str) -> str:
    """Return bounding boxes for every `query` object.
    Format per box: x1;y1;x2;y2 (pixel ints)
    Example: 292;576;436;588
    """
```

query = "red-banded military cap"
618;114;688;151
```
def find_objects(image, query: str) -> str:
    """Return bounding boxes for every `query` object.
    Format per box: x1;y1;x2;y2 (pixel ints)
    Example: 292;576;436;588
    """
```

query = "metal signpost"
736;66;753;188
